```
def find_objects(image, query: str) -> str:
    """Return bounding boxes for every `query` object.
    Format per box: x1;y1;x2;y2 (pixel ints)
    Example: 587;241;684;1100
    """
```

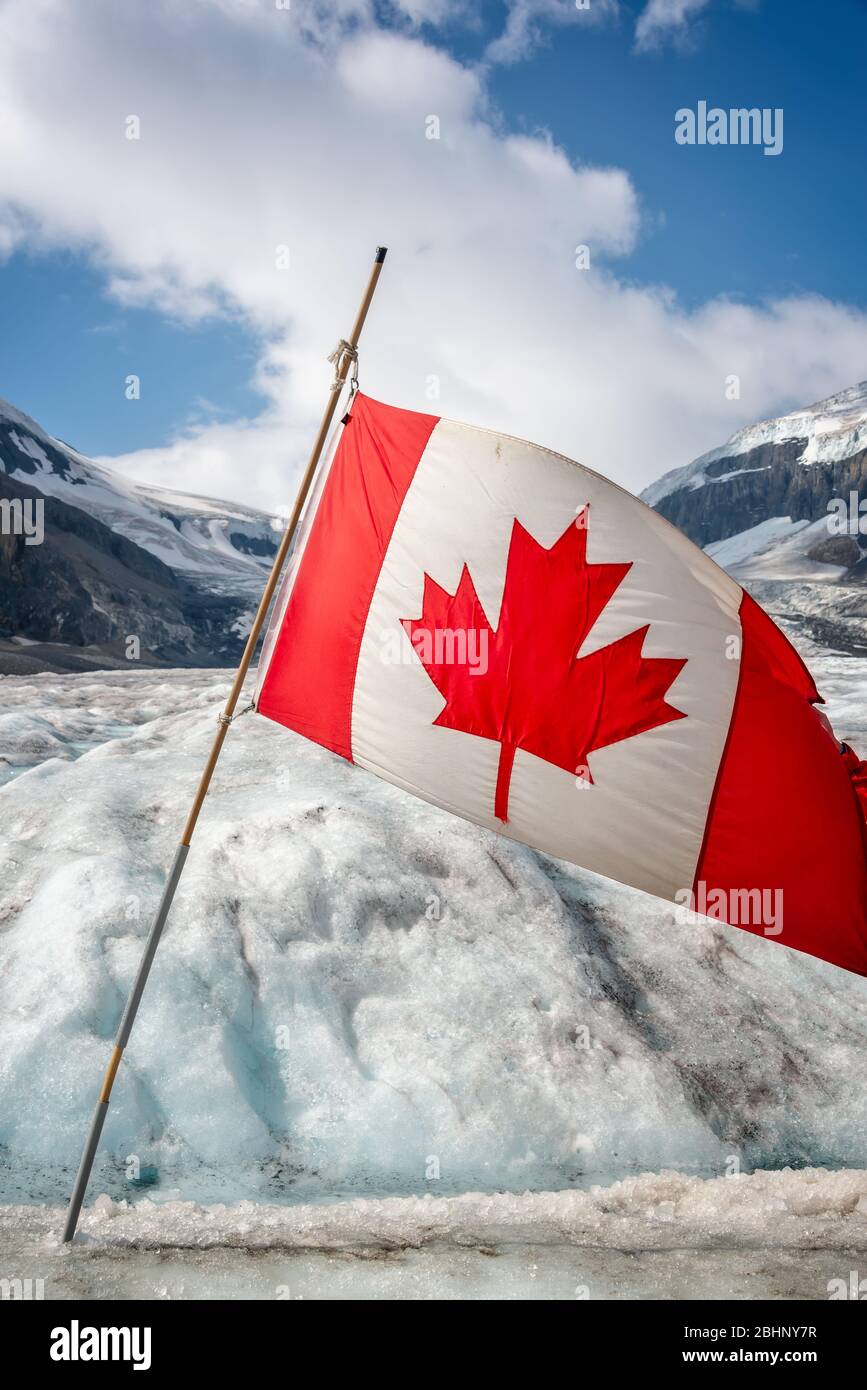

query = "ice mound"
1;668;867;1207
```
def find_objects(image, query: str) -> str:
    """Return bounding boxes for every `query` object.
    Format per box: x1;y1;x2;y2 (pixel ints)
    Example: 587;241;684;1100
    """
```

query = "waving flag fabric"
256;393;867;976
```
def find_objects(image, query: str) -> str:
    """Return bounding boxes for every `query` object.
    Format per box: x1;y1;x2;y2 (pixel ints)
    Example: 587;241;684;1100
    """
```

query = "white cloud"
486;0;620;66
0;0;864;516
391;0;474;26
634;0;711;52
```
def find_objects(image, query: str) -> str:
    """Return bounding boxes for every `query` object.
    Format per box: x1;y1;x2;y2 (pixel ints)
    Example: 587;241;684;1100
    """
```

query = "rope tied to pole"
327;337;359;394
216;700;255;728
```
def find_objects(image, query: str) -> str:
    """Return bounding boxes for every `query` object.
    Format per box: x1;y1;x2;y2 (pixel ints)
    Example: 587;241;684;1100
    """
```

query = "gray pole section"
61;247;389;1243
62;845;188;1243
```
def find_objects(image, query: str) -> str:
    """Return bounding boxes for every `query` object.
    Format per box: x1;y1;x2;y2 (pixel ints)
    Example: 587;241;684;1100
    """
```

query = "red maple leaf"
402;510;687;822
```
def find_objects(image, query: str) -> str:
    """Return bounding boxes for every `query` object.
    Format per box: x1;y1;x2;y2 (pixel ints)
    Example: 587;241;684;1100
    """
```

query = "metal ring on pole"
216;701;254;728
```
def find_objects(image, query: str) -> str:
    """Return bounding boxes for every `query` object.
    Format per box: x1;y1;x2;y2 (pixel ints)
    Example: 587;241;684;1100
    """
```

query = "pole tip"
375;246;388;263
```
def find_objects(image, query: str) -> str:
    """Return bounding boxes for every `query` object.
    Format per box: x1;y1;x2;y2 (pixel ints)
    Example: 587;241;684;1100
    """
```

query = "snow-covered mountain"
0;398;280;672
642;382;867;653
0;397;278;578
644;381;867;513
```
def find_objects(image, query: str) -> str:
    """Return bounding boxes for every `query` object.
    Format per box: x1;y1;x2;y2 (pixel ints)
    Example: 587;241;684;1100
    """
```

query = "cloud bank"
0;0;862;512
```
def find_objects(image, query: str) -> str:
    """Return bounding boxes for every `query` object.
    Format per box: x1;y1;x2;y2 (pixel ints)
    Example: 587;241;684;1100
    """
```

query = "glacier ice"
1;662;867;1215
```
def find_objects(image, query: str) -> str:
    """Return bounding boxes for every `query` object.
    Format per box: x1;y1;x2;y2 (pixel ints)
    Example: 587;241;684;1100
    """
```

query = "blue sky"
487;0;867;308
0;0;865;503
0;252;263;457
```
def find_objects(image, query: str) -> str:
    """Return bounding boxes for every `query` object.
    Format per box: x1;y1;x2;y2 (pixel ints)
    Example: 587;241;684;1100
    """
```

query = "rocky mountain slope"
643;382;867;653
0;470;250;670
644;381;867;538
0;398;278;672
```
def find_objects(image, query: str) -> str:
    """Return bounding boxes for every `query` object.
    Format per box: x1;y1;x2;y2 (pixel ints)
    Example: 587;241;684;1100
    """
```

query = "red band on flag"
694;592;867;975
257;394;438;759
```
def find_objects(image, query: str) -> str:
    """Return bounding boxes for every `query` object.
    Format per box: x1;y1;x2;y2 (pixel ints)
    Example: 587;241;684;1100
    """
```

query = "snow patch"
10;1166;867;1253
707;516;850;582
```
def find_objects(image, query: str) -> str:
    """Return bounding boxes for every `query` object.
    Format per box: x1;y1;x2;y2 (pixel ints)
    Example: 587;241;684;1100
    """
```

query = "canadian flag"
256;393;867;976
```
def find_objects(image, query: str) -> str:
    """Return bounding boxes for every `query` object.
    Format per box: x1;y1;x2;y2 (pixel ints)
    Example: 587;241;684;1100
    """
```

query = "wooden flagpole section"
61;246;389;1243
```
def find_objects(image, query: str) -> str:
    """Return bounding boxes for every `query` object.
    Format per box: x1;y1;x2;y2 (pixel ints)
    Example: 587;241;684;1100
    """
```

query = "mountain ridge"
643;381;867;511
0;397;280;672
0;396;279;577
642;380;867;654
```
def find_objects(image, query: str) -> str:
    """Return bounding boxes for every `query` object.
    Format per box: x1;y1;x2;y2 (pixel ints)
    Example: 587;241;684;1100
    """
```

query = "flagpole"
61;246;389;1244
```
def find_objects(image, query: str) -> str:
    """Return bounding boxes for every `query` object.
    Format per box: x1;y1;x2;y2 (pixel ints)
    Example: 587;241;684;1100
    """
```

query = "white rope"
327;338;359;393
